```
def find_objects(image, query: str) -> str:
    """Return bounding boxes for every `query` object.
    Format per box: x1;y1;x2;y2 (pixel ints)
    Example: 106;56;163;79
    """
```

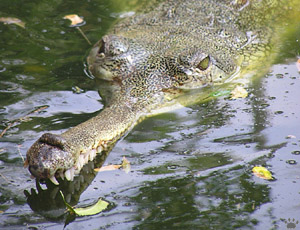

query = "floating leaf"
94;164;121;172
286;134;296;139
63;14;84;26
73;199;109;216
252;166;273;180
121;156;131;173
297;58;300;72
63;14;91;45
94;156;131;173
0;17;25;28
60;191;109;216
231;86;248;99
72;86;84;94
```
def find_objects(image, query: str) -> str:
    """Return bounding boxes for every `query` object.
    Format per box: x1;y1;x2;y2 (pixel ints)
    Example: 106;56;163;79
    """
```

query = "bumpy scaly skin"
26;0;293;184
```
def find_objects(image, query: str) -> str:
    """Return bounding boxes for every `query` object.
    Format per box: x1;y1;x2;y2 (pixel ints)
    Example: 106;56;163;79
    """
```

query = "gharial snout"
25;133;75;184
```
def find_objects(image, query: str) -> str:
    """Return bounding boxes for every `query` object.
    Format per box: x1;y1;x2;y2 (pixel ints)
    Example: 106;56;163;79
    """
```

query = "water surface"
1;0;300;229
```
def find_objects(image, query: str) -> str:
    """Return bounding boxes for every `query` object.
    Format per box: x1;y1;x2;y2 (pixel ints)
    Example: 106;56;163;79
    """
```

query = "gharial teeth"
49;176;59;185
84;152;89;164
70;167;75;181
59;170;64;180
89;149;97;161
97;146;102;153
76;161;81;171
65;167;75;181
79;154;85;169
65;169;71;181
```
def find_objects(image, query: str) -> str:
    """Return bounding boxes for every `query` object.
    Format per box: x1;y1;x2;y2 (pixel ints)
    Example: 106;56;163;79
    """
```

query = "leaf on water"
286;134;296;139
121;156;131;173
60;191;109;216
94;164;121;172
63;14;84;26
297;59;300;72
0;17;25;28
94;156;131;173
252;166;273;180
74;199;109;216
231;86;248;99
72;86;84;94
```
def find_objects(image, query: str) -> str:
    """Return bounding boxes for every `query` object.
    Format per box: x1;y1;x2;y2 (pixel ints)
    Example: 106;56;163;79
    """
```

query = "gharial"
25;0;298;185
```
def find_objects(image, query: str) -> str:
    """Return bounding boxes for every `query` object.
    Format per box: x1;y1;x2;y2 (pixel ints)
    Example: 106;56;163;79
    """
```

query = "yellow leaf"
60;191;109;216
231;86;248;99
252;166;273;180
73;198;109;216
0;17;25;28
121;156;131;173
63;14;84;26
94;164;121;172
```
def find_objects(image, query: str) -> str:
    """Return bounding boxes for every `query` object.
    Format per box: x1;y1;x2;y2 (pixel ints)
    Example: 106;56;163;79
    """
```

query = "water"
1;0;300;229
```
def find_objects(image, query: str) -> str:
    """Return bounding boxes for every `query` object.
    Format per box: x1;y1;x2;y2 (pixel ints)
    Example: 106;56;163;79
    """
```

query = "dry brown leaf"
297;59;300;72
94;164;121;172
94;156;131;173
121;156;131;173
231;86;248;99
63;14;84;26
0;17;25;28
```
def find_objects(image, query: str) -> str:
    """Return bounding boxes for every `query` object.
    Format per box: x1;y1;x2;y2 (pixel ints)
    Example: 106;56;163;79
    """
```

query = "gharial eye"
196;56;210;71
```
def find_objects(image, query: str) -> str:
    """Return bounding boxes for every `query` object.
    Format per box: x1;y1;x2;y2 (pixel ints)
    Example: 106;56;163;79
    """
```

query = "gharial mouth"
25;133;101;185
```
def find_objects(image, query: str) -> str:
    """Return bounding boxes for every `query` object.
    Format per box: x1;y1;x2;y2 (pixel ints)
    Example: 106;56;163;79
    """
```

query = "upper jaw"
26;133;74;181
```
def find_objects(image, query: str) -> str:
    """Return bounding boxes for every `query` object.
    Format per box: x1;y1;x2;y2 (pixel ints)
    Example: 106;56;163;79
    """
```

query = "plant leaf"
0;17;25;28
121;156;131;173
74;199;109;216
231;86;248;99
94;164;121;172
252;166;273;180
60;190;109;216
297;58;300;72
63;14;84;26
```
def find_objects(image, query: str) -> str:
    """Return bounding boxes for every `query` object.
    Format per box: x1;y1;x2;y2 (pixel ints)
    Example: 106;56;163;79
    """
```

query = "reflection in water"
24;151;110;223
0;0;300;229
133;167;270;229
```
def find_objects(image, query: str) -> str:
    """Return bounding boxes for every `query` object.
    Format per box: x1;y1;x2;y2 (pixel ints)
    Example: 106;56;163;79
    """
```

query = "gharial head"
87;34;231;92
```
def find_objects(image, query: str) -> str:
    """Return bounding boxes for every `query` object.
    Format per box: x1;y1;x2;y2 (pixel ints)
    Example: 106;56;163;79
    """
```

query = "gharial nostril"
28;165;39;178
29;165;50;179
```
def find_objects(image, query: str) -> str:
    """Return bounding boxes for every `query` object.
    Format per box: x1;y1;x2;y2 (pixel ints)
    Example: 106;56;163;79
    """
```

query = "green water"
1;0;300;229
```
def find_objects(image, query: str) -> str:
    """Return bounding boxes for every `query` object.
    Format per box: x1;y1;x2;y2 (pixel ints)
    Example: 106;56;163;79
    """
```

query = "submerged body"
26;0;295;184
